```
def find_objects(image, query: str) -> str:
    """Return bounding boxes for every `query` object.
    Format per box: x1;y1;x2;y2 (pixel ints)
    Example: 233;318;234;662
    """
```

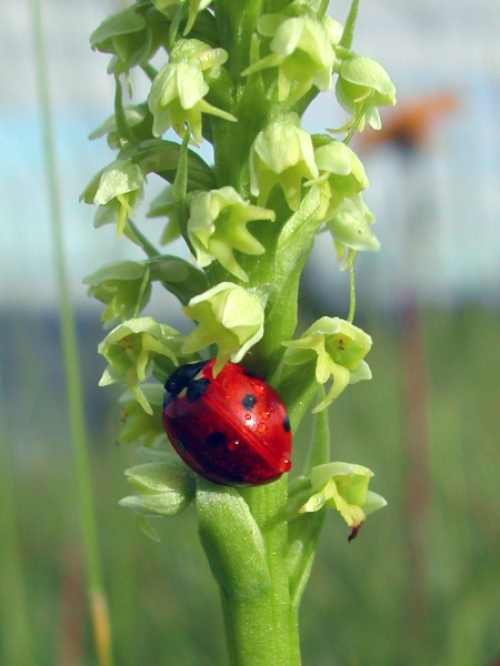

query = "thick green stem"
225;477;301;666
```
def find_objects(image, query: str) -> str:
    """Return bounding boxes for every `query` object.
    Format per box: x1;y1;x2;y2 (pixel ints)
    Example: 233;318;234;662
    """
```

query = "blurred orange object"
356;92;458;154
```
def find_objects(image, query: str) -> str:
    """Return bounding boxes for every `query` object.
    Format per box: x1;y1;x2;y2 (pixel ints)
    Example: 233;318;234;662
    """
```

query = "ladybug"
162;359;292;486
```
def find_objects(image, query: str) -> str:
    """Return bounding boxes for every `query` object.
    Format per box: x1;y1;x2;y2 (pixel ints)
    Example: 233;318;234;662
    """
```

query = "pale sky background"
1;0;499;314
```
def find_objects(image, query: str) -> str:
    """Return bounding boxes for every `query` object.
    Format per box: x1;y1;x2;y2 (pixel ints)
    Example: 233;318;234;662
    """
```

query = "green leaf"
137;516;161;542
120;458;196;517
88;104;150;141
90;7;146;49
123;139;217;191
83;260;146;286
146;255;209;305
287;403;330;607
252;239;313;381
197;480;271;600
274;185;321;279
288;511;326;609
339;0;359;50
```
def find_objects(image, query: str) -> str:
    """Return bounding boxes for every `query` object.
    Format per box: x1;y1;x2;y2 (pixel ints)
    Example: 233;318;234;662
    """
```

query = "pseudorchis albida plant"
82;0;396;663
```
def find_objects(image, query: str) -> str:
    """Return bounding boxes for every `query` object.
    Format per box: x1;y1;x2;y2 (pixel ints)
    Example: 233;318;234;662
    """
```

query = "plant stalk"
29;2;114;664
225;477;301;666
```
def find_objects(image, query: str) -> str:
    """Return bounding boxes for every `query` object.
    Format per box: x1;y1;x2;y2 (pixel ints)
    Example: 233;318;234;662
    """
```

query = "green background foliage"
1;306;499;665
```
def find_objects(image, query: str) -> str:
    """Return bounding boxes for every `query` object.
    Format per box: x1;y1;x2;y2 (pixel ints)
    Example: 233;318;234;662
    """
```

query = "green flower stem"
348;261;356;323
30;2;114;664
225;477;301;666
126;218;160;257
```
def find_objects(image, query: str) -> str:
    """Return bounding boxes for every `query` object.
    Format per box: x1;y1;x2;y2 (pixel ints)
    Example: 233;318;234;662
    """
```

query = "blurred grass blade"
0;414;35;665
29;1;114;664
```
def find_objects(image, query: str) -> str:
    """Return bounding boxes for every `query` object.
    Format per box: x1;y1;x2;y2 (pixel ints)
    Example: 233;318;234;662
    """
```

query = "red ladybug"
162;359;292;486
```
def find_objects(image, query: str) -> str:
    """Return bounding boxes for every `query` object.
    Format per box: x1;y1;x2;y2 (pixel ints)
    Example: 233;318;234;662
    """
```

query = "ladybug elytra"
162;359;292;486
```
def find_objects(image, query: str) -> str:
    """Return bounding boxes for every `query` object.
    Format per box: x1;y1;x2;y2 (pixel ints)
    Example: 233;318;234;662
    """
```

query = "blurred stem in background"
0;409;35;666
29;1;114;664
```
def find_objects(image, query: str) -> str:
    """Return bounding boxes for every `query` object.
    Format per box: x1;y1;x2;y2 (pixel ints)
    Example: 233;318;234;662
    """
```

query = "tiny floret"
83;260;151;326
328;194;380;269
148;39;236;143
335;55;397;131
309;139;369;223
243;14;337;103
283;316;372;412
98;317;182;414
81;159;144;238
250;113;318;211
181;283;266;375
188;186;275;281
298;462;387;539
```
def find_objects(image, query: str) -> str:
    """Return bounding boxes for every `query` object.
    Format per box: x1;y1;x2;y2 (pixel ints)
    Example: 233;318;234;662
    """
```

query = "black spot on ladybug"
283;415;291;432
242;369;257;378
241;394;257;411
165;361;208;397
186;378;210;403
206;431;226;448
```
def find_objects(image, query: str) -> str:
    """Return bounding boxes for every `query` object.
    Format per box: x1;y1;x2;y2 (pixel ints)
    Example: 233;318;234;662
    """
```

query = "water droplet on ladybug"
260;411;270;420
244;413;251;420
257;423;266;433
278;455;291;473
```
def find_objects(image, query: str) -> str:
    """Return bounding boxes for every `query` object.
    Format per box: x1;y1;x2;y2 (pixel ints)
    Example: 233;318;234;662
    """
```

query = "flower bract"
120;456;196;519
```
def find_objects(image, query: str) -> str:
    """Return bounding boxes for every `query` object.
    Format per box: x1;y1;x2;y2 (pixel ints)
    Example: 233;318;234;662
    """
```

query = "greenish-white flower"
243;15;337;103
80;159;144;238
298;462;387;539
328;193;380;269
309;139;369;222
148;39;236;143
83;260;151;327
182;282;266;375
98;316;182;414
250;113;318;211
151;0;212;35
336;55;397;131
283;316;372;412
188;186;275;281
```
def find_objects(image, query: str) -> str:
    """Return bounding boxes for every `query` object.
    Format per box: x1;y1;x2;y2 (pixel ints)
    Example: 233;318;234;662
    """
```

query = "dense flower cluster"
85;0;394;556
